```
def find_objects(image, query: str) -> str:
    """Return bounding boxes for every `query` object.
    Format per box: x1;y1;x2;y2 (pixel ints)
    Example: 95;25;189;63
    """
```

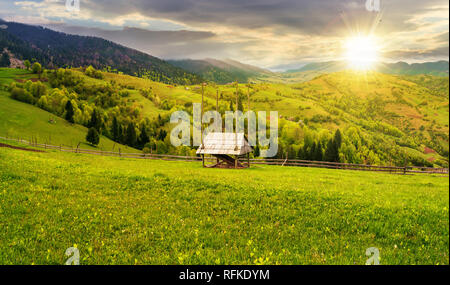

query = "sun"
344;36;379;70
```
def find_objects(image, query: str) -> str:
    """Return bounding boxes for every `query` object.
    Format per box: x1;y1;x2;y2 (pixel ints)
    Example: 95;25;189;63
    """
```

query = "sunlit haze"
344;36;379;70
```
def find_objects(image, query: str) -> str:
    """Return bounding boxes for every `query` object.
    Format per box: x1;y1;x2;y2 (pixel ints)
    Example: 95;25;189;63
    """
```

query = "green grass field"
0;69;136;153
0;142;448;265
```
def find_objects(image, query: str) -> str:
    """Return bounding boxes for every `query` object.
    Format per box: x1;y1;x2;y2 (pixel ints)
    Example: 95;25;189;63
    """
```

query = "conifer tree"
325;138;336;162
64;100;74;123
111;116;119;142
333;129;342;162
314;141;323;161
254;144;260;157
88;109;101;131
310;142;317;161
138;125;150;149
86;127;100;146
125;122;137;147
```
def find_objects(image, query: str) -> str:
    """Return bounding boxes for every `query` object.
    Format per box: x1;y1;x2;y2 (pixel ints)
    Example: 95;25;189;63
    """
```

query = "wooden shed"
197;132;253;168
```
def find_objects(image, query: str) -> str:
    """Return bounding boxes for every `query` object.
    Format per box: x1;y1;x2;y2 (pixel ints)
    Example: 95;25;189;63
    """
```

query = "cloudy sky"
0;0;448;70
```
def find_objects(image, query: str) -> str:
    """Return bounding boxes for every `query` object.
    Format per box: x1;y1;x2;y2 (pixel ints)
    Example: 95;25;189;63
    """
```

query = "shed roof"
196;132;253;156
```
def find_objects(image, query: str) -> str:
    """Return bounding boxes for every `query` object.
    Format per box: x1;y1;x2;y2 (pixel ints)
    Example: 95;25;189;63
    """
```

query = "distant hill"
286;61;347;73
285;61;449;76
378;61;449;76
0;19;202;85
168;58;273;84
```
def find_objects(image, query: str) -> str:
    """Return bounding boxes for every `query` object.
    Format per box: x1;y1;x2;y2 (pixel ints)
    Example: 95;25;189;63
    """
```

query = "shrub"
86;127;100;146
32;62;42;75
10;87;35;104
30;81;47;99
85;65;104;79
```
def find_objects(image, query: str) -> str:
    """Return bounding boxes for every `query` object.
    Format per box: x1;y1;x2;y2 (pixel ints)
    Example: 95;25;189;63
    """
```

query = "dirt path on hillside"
0;142;45;153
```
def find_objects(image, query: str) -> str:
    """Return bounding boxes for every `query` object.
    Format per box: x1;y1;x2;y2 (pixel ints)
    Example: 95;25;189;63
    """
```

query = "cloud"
434;31;449;44
45;23;237;59
3;0;449;69
384;46;449;61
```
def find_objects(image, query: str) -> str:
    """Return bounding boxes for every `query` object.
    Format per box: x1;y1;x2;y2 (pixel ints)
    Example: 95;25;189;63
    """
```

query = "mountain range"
286;61;449;76
0;19;201;85
168;58;273;84
0;19;448;86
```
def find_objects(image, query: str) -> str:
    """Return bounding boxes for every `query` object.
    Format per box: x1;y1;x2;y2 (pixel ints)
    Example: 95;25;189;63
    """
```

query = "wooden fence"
1;135;448;175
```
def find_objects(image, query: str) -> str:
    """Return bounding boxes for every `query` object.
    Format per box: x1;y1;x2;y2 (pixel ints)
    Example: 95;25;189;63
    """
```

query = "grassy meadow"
0;142;448;265
0;69;136;152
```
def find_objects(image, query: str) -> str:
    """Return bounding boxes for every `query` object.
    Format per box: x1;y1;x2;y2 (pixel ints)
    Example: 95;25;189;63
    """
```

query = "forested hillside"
2;66;448;168
168;58;273;84
0;20;202;85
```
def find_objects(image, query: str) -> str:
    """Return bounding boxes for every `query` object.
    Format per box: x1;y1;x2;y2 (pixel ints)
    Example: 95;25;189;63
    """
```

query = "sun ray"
344;35;379;70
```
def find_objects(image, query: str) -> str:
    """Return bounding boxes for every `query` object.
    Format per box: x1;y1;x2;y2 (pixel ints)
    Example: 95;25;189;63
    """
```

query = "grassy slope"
0;69;136;152
1;68;448;164
0;144;448;265
66;70;450;165
104;70;448;135
258;70;328;84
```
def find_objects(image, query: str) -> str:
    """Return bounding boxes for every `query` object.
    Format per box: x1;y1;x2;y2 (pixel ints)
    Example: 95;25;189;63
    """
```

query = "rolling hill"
285;61;449;77
1;66;448;167
167;58;273;84
0;19;202;85
0;68;136;152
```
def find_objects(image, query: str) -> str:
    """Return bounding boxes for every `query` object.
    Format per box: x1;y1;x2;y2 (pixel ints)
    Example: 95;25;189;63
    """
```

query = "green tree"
333;129;342;162
88;109;101;131
254;144;260;157
334;129;342;149
0;52;10;67
86;127;100;146
118;124;124;144
138;125;150;149
310;142;317;161
125;122;137;147
314;141;323;161
324;138;336;162
156;140;168;154
24;60;31;70
302;143;309;160
10;87;34;104
297;146;304;160
157;129;167;141
85;65;103;79
111;116;120;142
65;100;74;123
32;62;42;77
30;81;47;98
